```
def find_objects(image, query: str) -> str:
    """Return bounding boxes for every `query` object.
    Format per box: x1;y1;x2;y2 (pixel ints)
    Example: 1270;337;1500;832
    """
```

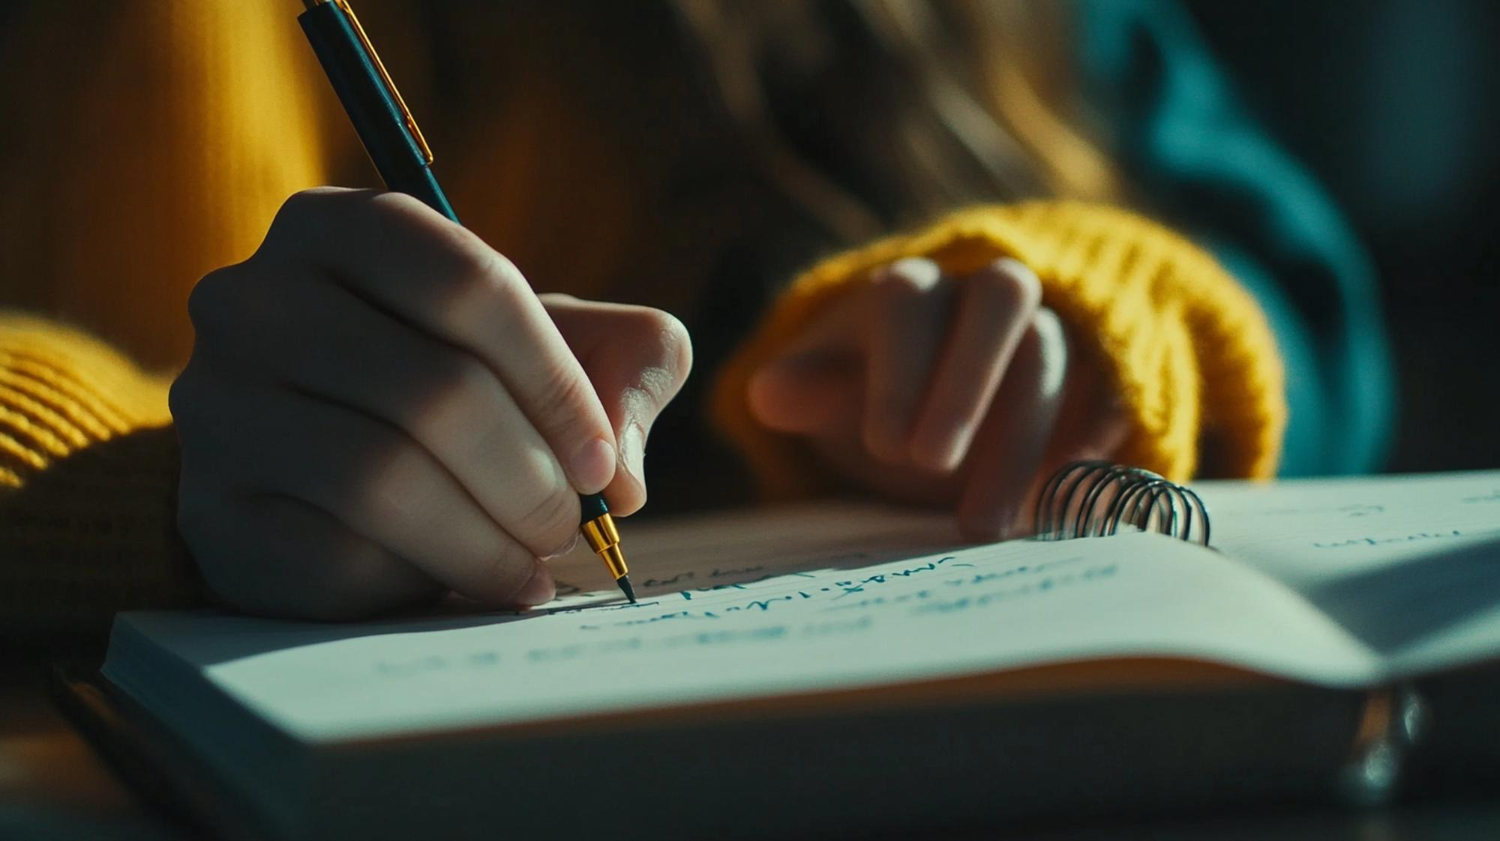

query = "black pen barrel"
386;164;459;222
300;1;626;593
298;4;457;220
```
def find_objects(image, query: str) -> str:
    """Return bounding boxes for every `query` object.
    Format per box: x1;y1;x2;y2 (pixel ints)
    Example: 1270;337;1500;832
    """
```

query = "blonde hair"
674;0;1122;243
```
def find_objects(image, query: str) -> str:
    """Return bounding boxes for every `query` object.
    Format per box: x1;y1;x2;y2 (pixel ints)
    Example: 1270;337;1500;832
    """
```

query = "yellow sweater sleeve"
712;201;1287;499
0;313;199;638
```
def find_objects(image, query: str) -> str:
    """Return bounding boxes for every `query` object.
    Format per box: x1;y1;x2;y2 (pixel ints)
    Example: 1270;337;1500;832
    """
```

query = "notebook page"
111;504;1380;744
1195;471;1500;675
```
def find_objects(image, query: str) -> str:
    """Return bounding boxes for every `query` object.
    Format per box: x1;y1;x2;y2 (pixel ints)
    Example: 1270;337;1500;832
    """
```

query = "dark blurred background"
1185;0;1500;473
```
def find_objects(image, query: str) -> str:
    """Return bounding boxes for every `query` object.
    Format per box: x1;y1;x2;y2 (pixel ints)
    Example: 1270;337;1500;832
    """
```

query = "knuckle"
879;257;942;294
261;188;370;263
362;191;424;235
269;188;344;237
651;310;694;380
623;308;695;392
346;438;429;529
168;365;228;441
516;475;579;555
664;335;694;393
186;266;240;333
492;558;540;602
365;189;434;223
168;379;215;444
1031;308;1070;386
526;361;595;440
432;248;522;327
1032;306;1064;341
166;368;198;424
406;352;495;440
975;258;1042;312
274;189;325;225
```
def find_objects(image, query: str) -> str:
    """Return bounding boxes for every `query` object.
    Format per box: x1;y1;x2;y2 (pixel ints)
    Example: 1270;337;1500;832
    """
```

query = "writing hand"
746;257;1124;539
171;188;691;619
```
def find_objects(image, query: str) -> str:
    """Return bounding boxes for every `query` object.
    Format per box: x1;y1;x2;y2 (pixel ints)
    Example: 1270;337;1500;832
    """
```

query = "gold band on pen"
581;514;628;580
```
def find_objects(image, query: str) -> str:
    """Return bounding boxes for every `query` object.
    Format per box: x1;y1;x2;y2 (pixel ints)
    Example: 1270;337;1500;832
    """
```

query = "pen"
296;0;636;604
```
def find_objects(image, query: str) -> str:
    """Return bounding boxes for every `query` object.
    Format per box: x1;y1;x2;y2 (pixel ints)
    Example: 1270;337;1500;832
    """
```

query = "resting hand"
747;257;1123;539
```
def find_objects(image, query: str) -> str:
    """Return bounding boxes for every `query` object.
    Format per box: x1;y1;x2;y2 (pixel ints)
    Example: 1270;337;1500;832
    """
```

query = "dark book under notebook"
70;467;1500;840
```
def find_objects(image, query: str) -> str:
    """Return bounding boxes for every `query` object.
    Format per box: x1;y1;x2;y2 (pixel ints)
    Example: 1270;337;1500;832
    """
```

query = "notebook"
84;467;1500;840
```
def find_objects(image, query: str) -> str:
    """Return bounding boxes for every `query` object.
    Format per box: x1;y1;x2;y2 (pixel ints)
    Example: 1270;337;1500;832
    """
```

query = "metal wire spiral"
1032;460;1211;546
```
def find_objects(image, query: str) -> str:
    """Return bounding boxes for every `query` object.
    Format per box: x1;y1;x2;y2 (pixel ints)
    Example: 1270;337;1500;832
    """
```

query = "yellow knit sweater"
0;4;1285;637
714;202;1285;499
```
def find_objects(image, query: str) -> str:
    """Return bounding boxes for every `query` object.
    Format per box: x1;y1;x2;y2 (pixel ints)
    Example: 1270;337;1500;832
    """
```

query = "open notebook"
90;470;1500;840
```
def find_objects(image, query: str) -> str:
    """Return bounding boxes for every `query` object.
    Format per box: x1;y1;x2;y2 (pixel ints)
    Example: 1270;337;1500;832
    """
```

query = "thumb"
543;295;693;516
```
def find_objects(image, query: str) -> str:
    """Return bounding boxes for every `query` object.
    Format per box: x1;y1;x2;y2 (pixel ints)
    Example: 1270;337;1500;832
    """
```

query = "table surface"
4;667;1499;841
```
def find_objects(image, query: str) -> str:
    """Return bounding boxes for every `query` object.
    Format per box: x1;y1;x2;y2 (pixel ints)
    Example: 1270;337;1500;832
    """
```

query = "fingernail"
619;423;646;486
570;436;616;493
513;563;556;607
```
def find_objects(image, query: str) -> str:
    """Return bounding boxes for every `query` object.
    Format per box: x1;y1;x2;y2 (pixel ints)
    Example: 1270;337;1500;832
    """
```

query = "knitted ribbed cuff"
1;313;196;637
711;201;1286;499
0;314;173;484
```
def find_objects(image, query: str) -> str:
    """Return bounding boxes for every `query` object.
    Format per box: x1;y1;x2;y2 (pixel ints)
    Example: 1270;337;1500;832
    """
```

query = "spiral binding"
1033;460;1211;546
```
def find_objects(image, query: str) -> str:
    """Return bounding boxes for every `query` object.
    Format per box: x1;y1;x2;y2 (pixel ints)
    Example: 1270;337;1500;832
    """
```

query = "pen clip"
334;0;434;165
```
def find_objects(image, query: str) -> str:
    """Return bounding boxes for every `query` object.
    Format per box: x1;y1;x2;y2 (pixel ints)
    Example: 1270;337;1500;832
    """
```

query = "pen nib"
617;575;637;604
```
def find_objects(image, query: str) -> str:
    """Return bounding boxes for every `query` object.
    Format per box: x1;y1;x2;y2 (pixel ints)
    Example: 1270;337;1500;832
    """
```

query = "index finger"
255;187;618;494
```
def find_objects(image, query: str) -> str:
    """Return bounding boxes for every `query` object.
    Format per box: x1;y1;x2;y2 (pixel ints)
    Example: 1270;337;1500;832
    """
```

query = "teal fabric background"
1077;0;1395;476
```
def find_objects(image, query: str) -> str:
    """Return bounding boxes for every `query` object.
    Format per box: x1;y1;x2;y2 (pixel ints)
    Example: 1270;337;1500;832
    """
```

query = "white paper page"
1195;471;1500;673
114;504;1380;744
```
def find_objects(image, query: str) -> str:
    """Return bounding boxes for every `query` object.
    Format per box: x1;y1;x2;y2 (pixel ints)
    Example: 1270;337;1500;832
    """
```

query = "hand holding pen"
167;5;690;620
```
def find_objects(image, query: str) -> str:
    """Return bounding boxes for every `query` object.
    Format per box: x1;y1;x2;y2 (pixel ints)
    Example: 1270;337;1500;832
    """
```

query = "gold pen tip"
618;575;637;604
